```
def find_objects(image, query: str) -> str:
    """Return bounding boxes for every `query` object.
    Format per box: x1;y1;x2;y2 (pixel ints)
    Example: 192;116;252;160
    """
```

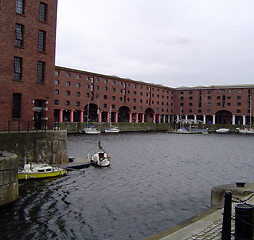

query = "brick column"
232;115;235;125
107;111;110;123
243;115;246;125
70;110;74;122
59;109;63;122
142;113;145;123
99;111;102;123
80;110;84;122
158;114;161;123
153;114;156;123
129;112;132;123
135;113;138;123
115;112;118;123
203;115;206;124
213;115;216;125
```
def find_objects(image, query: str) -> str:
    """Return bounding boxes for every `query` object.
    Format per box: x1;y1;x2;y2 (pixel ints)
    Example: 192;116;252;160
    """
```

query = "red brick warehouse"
0;0;57;130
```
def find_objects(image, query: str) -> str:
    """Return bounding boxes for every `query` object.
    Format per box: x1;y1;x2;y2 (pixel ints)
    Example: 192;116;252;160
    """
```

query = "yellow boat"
18;163;67;180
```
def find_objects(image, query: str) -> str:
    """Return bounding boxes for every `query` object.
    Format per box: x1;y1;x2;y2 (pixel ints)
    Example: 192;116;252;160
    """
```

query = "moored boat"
89;141;111;167
104;126;120;133
237;128;254;134
18;163;67;180
83;126;101;134
216;128;229;133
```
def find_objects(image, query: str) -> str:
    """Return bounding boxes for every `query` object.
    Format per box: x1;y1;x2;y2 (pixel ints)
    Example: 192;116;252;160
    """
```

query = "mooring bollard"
222;191;232;240
235;203;254;240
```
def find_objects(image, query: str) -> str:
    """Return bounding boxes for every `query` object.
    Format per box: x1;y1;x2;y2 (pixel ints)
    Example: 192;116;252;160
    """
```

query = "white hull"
83;128;101;134
90;152;111;167
216;128;229;133
238;128;254;134
104;127;120;133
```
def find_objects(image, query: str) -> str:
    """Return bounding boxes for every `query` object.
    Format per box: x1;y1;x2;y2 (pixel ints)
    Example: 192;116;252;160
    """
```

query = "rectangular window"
38;30;46;52
55;71;59;76
15;24;23;47
12;93;21;118
14;57;22;80
39;2;47;21
66;81;70;86
37;61;45;83
16;0;24;14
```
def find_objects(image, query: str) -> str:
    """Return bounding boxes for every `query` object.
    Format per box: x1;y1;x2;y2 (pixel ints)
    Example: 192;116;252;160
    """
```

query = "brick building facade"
1;1;253;131
54;66;254;126
0;0;57;131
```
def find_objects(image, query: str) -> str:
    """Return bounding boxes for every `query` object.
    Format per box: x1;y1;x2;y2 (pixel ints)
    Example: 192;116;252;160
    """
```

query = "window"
86;76;90;81
237;110;241;113
208;96;211;99
66;81;70;86
189;96;193;100
76;83;80;88
112;81;116;85
112;88;116;92
140;92;143;96
54;80;59;85
104;95;107;99
104;104;107;108
54;100;59;105
217;103;220;106
15;24;23;47
37;61;45;83
237;96;241;99
112;96;115;100
38;30;46;52
180;96;184;100
134;98;136;102
55;71;59;76
54;90;59;95
104;79;108;83
112;104;115;109
66;101;70;106
207;90;211;94
96;78;99;82
189;103;192;106
134;85;137;88
76;92;80;97
95;94;99;99
96;86;99;90
16;0;24;14
86;84;90;89
12;93;21;118
66;73;71;78
237;90;242;93
217;96;220;99
105;87;108;91
76;74;81;79
134;91;136;95
86;93;89;98
66;91;70;96
237;102;241;106
14;57;22;80
39;2;47;21
76;102;80;106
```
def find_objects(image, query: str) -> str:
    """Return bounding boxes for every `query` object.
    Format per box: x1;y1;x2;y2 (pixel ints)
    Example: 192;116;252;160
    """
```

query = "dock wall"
0;152;19;206
0;131;68;166
55;122;171;133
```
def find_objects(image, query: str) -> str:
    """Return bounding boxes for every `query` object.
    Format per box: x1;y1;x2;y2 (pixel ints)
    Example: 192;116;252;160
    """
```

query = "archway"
145;108;154;123
216;110;232;124
84;103;98;122
118;106;130;122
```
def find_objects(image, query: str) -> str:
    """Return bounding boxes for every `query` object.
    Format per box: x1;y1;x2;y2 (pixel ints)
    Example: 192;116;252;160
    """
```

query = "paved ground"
145;185;254;240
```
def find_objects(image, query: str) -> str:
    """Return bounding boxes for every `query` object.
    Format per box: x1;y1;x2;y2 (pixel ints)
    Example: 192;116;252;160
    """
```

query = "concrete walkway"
145;183;254;240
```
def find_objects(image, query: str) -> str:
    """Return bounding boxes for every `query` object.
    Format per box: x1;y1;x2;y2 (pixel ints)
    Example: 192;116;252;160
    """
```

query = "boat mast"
250;94;252;129
109;105;112;128
87;102;89;126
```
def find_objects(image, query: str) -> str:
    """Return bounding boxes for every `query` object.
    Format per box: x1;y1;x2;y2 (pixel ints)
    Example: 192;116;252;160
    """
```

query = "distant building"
0;0;57;131
1;1;254;131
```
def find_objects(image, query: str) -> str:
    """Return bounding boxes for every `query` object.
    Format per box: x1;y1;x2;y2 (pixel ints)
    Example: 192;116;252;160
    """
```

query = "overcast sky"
55;0;254;88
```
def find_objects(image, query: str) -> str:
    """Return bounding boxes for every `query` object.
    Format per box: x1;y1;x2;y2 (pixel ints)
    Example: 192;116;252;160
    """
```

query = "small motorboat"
216;128;229;133
18;163;67;180
104;126;120;133
89;141;111;167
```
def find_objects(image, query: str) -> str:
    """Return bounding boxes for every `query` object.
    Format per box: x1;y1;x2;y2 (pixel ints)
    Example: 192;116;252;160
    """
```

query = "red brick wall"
0;0;57;130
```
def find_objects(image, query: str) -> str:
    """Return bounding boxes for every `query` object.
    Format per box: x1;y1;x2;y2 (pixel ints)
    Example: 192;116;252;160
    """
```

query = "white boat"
83;126;101;134
216;128;229;133
237;128;254;134
18;163;67;180
104;126;120;133
89;141;111;167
